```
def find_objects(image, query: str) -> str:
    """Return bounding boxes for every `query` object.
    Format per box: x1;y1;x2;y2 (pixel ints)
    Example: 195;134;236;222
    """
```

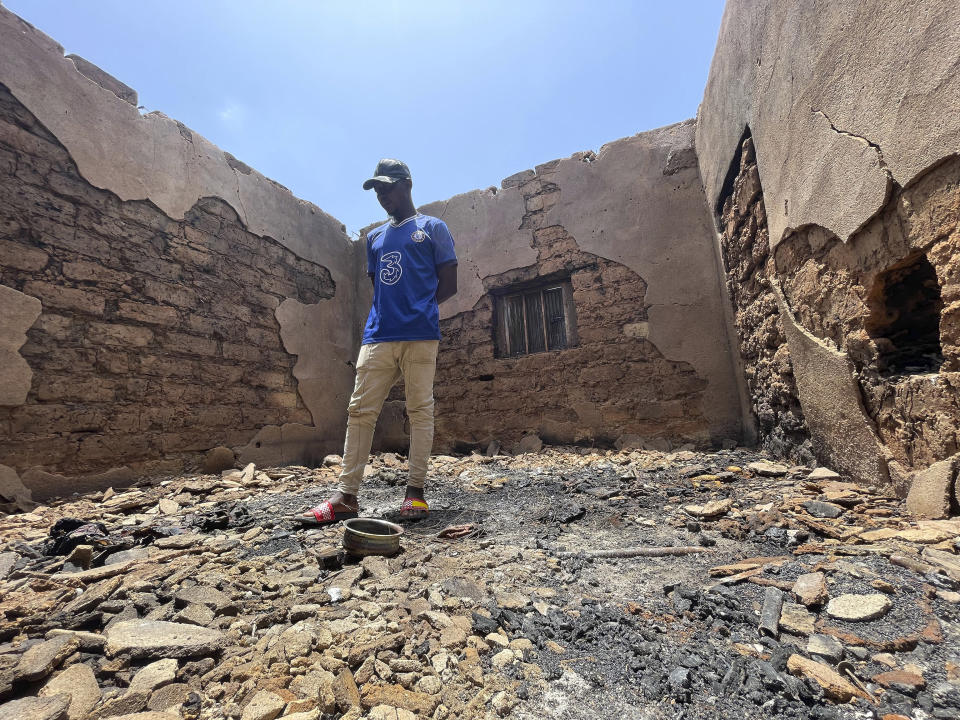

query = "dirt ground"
1;447;959;720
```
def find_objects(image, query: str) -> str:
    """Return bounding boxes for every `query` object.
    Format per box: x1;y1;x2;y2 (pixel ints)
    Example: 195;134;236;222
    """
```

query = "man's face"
373;179;409;215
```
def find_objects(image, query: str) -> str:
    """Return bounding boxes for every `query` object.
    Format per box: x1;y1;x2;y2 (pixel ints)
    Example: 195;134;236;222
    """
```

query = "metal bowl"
342;518;404;557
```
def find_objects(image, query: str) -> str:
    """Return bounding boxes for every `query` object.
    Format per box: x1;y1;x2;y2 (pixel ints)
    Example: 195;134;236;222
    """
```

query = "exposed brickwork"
420;159;711;452
0;84;332;476
717;136;812;462
773;155;960;478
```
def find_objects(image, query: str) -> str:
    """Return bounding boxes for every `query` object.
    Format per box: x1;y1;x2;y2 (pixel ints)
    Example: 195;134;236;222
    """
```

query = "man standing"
298;159;458;524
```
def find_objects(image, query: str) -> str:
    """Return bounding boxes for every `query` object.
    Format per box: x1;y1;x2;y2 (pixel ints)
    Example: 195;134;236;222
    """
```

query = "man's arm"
436;263;457;303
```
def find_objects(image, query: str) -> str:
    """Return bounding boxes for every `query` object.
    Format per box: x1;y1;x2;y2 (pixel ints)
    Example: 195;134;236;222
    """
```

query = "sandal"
399;497;429;520
295;500;359;526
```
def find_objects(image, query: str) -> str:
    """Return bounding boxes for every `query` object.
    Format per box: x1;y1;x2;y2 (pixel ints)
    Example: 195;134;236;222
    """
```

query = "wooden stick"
556;546;712;559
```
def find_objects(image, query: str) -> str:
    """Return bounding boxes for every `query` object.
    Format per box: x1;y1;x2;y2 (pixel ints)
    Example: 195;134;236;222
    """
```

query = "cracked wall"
699;0;960;492
376;121;748;452
0;8;362;497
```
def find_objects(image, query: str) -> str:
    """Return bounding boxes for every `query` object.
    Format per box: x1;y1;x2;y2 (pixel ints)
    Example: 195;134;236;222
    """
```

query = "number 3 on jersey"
379;251;402;286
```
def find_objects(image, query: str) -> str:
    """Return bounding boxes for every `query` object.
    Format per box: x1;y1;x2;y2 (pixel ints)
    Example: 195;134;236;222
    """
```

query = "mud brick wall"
427;162;709;452
717;135;812;463
0;83;333;477
772;156;960;488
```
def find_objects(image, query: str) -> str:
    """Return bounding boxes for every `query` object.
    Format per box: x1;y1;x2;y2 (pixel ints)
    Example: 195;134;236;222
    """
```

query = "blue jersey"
362;213;458;344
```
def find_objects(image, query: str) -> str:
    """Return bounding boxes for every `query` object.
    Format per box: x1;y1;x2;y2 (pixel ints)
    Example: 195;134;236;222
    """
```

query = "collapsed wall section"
0;8;362;498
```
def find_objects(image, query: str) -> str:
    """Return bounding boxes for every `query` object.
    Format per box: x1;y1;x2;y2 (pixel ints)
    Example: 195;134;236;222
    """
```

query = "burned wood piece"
759;586;784;638
556;545;713;559
437;523;482;540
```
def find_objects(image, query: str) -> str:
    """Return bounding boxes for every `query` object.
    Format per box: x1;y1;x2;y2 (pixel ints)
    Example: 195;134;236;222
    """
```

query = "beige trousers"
338;340;440;496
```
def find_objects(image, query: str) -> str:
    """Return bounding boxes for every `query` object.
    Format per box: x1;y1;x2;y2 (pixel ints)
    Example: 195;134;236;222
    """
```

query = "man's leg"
320;343;399;515
399;340;439;507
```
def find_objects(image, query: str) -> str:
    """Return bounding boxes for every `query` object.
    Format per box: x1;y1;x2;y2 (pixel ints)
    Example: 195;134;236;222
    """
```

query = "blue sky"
5;1;725;235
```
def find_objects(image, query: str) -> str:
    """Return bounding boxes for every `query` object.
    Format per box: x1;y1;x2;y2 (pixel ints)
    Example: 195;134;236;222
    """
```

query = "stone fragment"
792;572;829;607
106;621;226;659
802;500;844;519
905;458;955;519
39;663;101;720
104;548;150;565
747;461;789;476
491;649;516;667
65;545;93;570
367;707;415;720
289;670;337;713
415;675;442;695
15;635;80;682
825;594;892;622
923;547;960;581
174;585;235;614
45;630;107;652
146;683;191;711
896;527;954;543
158;499;179;515
240;690;286;720
201;446;236;473
0;464;35;512
807;634;844;663
491;691;515;716
872;670;926;695
361;685;439;716
95;690;148;717
779;603;816;635
175;603;215;626
807;467;841;480
0;695;70;720
333;668;361;710
322;454;342;467
786;654;866;702
684;498;733;518
128;658;178;694
62;575;122;614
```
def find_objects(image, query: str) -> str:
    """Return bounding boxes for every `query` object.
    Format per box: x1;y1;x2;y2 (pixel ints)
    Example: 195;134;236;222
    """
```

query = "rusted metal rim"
343;517;404;557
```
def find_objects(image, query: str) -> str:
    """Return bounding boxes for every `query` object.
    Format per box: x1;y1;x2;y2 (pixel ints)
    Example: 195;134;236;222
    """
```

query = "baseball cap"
362;159;411;190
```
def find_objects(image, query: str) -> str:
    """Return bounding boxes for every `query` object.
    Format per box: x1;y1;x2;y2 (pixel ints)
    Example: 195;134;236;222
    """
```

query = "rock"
807;467;841;480
65;545;93;570
491;649;516;668
104;548;151;565
0;464;36;512
439;626;467;649
106;621;226;660
0;551;18;579
0;695;70;720
807;634;844;663
779;603;816;635
202;446;236;473
906;458;955;519
792;572;829;607
786;654;867;702
158;499;179;515
367;707;415;720
39;663;100;720
128;658;178;694
361;685;439;716
62;575;122;614
240;690;286;720
517;434;543;454
490;691;515;716
802;500;845;519
173;585;235;615
495;592;530;610
684;498;733;518
147;683;191;711
825;593;893;622
289;670;337;713
333;668;361;710
175;603;215;627
322;454;342;467
15;635;80;682
747;461;789;477
415;676;442;695
873;670;926;695
45;630;107;652
95;690;148;717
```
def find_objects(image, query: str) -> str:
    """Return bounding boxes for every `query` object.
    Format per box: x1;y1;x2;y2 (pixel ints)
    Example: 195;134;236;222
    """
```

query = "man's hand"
437;263;458;303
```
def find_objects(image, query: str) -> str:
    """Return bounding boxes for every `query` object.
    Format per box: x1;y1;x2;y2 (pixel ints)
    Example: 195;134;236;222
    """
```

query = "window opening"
495;279;575;357
866;253;943;375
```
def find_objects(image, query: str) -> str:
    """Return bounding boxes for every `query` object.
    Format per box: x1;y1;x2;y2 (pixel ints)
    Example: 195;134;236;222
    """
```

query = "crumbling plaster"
0;284;41;407
0;6;366;469
546;120;746;442
696;0;960;248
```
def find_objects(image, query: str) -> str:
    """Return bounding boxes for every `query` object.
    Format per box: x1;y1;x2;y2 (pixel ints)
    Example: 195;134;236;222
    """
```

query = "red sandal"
295;500;359;526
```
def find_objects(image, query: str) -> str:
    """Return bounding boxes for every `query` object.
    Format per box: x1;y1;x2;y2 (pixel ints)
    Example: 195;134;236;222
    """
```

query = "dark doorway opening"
866;253;944;375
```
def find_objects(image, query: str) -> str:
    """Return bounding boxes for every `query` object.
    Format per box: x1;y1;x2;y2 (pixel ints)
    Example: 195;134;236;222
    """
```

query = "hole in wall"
472;374;495;382
866;253;944;375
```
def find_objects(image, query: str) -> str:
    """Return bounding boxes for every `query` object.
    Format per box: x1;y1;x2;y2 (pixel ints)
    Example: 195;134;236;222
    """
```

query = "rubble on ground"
0;446;957;719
